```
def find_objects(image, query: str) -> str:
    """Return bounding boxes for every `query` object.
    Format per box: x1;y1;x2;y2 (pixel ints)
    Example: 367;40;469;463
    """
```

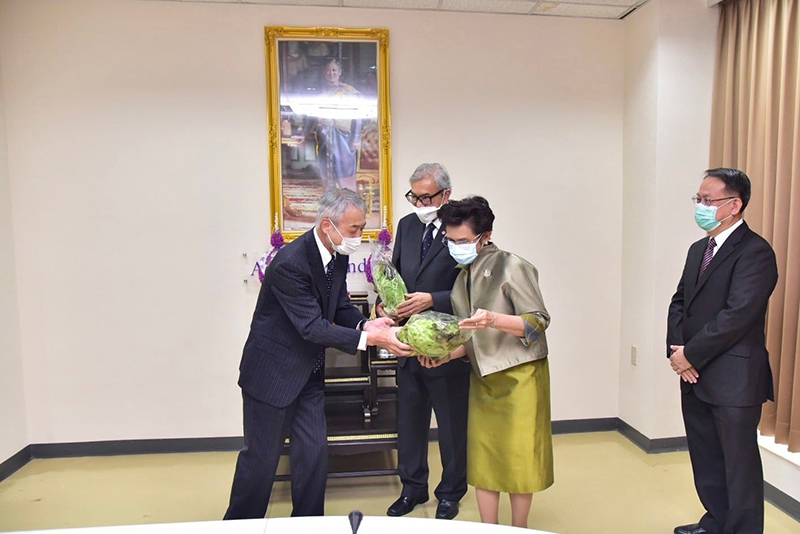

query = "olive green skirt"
467;358;554;494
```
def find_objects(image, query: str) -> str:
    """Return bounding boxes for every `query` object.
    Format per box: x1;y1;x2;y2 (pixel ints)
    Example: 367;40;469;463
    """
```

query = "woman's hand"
458;309;496;330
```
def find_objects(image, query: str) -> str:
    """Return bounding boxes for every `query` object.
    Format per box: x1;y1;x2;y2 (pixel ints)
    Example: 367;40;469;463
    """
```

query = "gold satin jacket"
451;243;550;377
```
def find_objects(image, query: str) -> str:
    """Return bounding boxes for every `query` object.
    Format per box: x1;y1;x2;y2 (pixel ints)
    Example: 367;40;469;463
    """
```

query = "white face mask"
327;220;361;256
447;234;483;265
448;242;479;265
414;205;439;225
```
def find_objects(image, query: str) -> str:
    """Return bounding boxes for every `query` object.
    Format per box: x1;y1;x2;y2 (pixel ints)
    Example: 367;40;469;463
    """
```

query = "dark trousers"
682;390;764;534
397;357;469;502
224;372;327;519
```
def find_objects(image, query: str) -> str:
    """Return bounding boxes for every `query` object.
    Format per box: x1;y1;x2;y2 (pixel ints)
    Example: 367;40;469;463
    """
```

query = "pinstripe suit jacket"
238;230;365;408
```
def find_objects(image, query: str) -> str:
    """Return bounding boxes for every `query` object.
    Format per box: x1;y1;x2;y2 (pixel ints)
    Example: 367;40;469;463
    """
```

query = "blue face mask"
694;199;733;232
447;234;483;265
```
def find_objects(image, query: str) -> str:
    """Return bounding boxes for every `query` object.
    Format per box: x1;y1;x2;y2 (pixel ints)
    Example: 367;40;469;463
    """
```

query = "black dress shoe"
435;499;459;520
674;524;709;534
387;495;428;517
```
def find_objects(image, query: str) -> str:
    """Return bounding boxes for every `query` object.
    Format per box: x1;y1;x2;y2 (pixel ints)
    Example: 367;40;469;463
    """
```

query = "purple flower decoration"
377;228;392;247
263;230;285;270
270;231;285;248
365;256;374;284
253;228;287;283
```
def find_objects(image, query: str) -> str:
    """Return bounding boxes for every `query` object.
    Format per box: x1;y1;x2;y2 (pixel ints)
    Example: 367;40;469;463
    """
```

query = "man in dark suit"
380;163;470;520
224;188;413;520
667;168;778;534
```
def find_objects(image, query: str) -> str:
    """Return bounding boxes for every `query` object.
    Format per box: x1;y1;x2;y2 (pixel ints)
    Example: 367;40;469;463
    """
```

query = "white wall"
651;0;720;437
620;0;718;440
0;51;28;460
0;0;624;444
620;0;660;439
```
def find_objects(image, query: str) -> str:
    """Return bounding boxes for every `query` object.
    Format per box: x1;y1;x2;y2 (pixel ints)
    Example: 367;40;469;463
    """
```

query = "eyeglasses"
692;195;737;207
405;189;445;206
442;233;483;247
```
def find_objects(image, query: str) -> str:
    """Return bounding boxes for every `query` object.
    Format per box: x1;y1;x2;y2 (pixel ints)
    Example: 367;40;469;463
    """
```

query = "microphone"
348;510;364;534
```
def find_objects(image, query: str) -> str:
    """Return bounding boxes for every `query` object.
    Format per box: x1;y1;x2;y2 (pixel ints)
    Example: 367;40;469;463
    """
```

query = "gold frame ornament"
265;26;392;241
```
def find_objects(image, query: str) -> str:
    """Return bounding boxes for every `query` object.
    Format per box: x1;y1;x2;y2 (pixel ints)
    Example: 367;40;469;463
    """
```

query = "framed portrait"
265;27;392;241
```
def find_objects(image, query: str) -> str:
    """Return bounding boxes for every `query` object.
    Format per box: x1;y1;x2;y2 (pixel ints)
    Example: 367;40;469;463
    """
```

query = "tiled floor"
0;432;796;533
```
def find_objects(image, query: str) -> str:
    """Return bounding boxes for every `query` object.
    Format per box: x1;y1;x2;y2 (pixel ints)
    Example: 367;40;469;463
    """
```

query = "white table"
13;516;556;534
266;516;555;533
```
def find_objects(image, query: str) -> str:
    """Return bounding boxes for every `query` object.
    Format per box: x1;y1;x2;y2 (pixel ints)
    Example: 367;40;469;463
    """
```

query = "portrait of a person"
301;58;363;192
275;39;382;234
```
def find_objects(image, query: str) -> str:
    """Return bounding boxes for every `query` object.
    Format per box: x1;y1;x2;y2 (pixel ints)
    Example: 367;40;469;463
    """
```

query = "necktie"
699;237;717;277
421;223;435;262
325;255;335;295
313;256;336;373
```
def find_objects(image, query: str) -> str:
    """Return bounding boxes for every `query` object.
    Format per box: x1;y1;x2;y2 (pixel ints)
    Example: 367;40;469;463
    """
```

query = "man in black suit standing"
224;188;413;520
381;163;470;520
668;168;778;534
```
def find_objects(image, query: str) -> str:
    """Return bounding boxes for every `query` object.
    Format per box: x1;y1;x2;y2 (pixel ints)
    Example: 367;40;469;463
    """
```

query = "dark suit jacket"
238;230;365;408
667;221;778;407
392;213;469;375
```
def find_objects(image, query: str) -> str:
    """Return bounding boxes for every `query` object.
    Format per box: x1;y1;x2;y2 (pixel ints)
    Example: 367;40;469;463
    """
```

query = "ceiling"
149;0;653;20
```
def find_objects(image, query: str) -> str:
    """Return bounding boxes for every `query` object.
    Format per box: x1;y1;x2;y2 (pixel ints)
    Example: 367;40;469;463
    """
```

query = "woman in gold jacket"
419;196;553;528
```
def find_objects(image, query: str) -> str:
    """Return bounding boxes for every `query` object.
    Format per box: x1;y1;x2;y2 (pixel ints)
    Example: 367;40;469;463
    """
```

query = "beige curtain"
710;0;800;452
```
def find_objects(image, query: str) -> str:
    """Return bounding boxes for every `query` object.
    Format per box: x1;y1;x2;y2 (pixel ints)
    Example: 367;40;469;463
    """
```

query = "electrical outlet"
630;345;638;366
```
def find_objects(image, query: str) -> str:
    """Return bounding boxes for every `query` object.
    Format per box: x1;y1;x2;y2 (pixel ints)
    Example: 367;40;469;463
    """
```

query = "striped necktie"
699;237;716;277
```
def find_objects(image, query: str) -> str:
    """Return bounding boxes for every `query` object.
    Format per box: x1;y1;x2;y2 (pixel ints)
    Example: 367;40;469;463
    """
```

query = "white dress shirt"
313;228;368;351
711;218;744;257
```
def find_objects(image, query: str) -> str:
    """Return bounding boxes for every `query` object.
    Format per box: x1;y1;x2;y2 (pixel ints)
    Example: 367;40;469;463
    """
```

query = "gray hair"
409;163;452;190
315;188;367;227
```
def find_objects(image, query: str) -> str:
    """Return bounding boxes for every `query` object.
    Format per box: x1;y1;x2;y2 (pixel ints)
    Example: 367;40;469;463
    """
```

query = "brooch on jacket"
483;269;492;278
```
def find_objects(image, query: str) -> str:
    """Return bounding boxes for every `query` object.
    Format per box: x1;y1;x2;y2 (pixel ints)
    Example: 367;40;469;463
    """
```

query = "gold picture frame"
265;26;392;241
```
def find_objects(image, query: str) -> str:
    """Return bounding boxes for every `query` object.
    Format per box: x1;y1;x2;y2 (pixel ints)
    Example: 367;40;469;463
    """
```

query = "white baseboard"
759;434;800;505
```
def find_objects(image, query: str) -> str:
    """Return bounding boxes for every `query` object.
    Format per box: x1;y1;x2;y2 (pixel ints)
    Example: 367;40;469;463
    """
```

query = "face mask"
447;235;483;265
694;199;733;232
327;221;361;255
414;205;439;225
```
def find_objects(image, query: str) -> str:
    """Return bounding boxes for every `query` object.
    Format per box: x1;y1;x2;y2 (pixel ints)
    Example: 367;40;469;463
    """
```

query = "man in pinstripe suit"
224;189;413;519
